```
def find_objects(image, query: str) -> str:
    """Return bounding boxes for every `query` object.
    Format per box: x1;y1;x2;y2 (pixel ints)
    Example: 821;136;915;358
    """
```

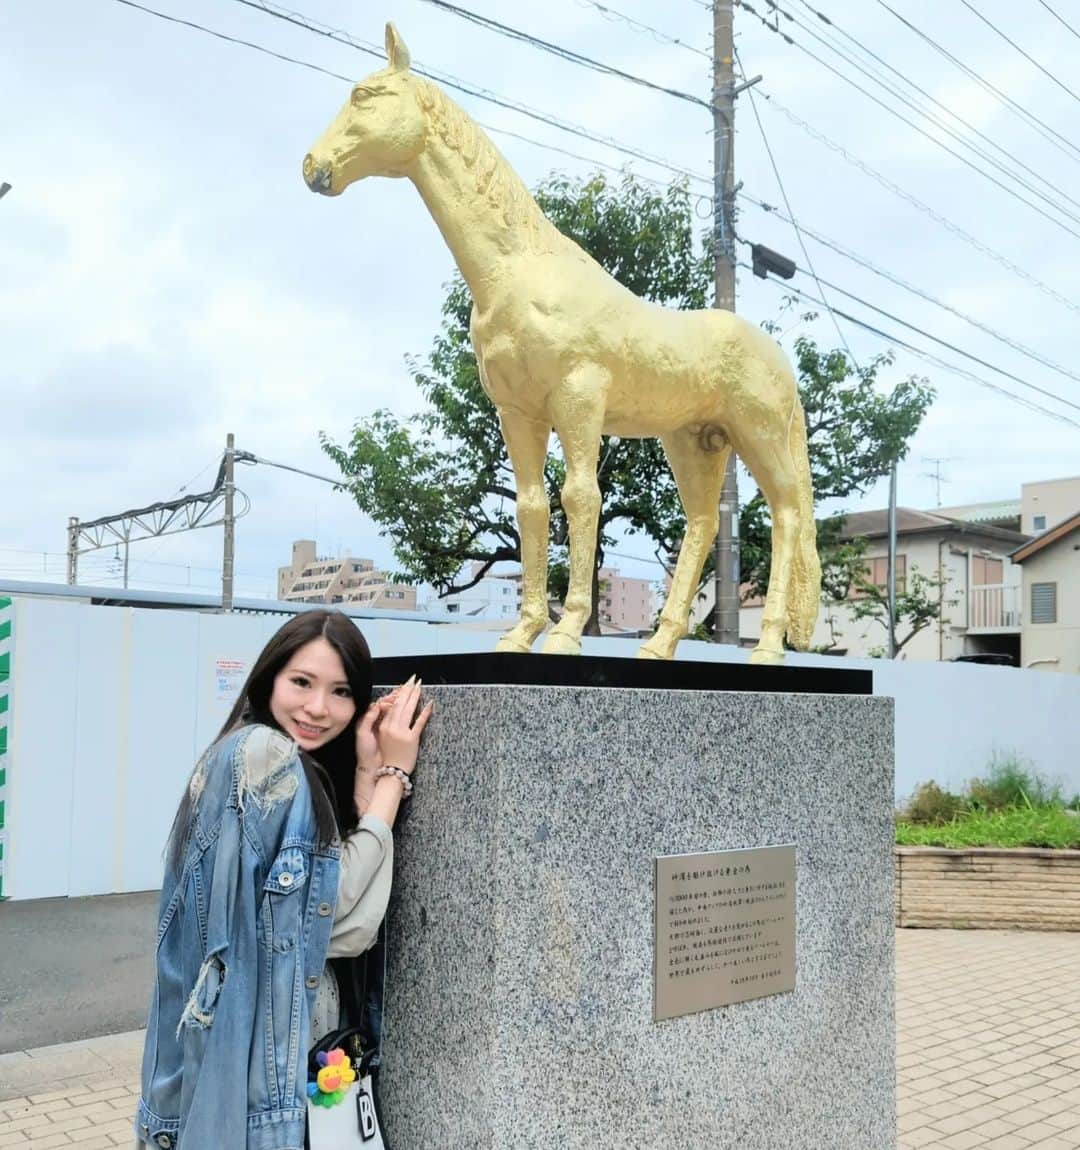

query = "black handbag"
305;926;390;1148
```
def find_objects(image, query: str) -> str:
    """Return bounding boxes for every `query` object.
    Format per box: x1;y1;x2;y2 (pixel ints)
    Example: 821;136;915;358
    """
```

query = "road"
0;893;158;1053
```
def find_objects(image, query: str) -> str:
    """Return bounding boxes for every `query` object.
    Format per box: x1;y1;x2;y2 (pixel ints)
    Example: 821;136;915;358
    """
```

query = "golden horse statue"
304;24;820;663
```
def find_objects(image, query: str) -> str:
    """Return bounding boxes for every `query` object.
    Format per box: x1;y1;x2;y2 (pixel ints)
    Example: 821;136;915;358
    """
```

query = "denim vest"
135;725;341;1150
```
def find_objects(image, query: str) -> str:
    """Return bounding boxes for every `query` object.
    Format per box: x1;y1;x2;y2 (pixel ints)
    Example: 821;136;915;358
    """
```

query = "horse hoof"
541;632;581;656
496;633;533;654
748;647;784;666
636;644;668;661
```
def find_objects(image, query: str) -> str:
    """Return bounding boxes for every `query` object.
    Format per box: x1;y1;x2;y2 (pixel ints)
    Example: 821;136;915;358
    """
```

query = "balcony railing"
969;583;1022;632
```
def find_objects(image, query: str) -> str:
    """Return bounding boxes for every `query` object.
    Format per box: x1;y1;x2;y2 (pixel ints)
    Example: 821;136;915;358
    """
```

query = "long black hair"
168;610;372;871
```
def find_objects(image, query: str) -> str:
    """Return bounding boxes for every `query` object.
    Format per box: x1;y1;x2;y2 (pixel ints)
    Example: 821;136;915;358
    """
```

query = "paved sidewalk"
898;930;1080;1150
2;929;1078;1147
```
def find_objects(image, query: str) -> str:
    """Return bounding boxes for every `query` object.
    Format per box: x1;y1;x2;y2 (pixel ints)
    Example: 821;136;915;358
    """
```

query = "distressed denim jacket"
135;725;341;1150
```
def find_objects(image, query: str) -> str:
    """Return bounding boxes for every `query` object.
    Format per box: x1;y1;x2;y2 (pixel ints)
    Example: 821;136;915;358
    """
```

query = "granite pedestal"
374;655;894;1150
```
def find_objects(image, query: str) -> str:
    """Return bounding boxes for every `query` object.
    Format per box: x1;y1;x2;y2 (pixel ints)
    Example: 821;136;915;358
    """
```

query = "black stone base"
374;651;871;695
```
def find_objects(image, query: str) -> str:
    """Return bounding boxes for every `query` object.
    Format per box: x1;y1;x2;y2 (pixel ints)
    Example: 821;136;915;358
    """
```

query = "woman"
134;609;431;1150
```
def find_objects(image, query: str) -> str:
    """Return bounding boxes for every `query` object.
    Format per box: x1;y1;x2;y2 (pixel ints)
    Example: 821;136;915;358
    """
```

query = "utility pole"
222;432;236;612
887;460;898;658
713;0;740;645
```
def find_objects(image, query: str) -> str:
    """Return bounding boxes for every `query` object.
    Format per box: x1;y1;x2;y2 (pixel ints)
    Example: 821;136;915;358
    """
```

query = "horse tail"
785;398;822;650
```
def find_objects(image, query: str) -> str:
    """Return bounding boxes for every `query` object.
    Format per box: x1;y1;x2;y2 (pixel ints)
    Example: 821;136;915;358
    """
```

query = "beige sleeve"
326;814;394;959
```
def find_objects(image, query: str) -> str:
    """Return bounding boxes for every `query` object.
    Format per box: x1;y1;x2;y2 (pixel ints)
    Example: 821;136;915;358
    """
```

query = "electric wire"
739;194;1080;387
108;0;1080;422
1035;0;1080;42
733;47;857;367
755;90;1080;316
416;0;713;111
782;0;1080;218
744;263;1080;430
958;0;1080;108
111;0;353;81
872;0;1080;162
230;0;707;183
782;262;1080;413
576;0;711;60
737;0;1080;239
227;0;1080;316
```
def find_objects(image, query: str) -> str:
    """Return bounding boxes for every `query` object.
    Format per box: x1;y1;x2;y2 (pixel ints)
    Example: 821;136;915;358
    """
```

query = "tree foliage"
322;174;935;638
322;172;710;630
847;564;955;657
740;322;935;605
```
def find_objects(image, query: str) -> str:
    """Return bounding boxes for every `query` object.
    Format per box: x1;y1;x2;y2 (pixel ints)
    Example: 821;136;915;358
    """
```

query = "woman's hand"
352;679;433;818
353;689;398;818
376;675;433;776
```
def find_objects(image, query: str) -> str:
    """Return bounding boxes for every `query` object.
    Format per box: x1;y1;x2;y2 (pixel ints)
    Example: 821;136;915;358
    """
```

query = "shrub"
966;753;1061;812
902;781;966;825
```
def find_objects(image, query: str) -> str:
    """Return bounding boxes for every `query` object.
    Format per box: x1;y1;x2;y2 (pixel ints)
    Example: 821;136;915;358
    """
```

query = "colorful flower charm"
308;1048;357;1107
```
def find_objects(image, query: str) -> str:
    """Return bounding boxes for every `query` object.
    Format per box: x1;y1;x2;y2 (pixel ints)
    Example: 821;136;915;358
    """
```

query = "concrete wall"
4;594;1079;900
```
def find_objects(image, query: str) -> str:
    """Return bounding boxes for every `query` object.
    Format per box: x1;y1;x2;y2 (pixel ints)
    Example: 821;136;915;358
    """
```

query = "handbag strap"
328;921;387;1071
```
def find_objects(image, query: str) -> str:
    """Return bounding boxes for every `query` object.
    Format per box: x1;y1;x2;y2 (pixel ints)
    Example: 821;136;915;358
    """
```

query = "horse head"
302;24;424;195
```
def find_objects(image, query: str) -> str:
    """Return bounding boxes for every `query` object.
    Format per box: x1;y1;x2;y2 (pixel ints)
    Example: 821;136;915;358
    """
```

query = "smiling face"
302;23;426;196
268;637;357;751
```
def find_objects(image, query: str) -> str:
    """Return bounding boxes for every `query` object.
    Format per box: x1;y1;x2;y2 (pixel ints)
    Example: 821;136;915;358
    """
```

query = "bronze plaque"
654;845;796;1021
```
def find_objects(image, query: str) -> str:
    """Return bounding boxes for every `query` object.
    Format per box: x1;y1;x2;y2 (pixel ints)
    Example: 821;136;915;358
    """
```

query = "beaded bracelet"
374;765;414;797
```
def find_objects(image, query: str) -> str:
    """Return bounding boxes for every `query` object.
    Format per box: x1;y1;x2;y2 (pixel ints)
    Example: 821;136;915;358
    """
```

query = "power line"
738;0;1080;238
577;0;711;60
1035;0;1080;42
872;0;1080;163
111;0;353;82
958;0;1080;108
782;264;1080;414
733;47;857;367
745;263;1080;430
416;0;713;110
230;0;708;183
783;0;1080;220
739;194;1080;387
755;89;1080;316
228;0;1080;316
113;0;1080;419
240;0;1080;317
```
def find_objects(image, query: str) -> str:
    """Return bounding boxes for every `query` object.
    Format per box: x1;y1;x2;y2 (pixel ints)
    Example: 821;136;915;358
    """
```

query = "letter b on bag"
357;1086;377;1141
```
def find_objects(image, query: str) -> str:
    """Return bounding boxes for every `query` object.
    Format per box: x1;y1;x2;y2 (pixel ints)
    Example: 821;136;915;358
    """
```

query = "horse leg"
495;411;552;654
542;366;609;655
735;428;804;665
639;429;729;661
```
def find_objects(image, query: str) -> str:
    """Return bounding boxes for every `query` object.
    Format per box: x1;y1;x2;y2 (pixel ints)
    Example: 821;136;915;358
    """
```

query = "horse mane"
414;77;560;255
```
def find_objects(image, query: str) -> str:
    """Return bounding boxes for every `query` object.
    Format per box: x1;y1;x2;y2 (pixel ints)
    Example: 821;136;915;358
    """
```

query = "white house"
422;562;521;621
1011;510;1080;673
741;507;1030;662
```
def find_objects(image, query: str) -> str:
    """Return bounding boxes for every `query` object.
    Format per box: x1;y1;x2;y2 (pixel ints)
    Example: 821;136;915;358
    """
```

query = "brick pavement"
2;929;1078;1148
898;929;1080;1150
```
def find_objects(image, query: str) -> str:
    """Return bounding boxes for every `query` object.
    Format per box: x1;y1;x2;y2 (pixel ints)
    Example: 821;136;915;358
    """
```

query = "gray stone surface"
381;685;895;1150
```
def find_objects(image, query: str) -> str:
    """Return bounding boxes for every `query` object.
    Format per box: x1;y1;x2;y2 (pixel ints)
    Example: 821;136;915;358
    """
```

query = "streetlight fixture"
0;183;12;200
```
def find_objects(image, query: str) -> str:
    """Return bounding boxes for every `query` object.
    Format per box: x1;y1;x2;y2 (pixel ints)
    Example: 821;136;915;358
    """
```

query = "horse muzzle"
302;154;334;194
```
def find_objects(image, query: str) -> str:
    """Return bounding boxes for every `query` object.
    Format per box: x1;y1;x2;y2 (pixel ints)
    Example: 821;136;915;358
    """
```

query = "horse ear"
385;23;411;72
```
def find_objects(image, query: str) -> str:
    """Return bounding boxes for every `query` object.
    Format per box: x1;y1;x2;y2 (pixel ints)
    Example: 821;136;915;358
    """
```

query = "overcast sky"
2;0;1077;598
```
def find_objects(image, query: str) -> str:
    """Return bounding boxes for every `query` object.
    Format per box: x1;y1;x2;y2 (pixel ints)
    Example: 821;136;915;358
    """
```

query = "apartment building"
276;540;417;609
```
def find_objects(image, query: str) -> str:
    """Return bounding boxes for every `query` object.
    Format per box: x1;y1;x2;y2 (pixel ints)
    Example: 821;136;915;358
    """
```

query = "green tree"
845;563;955;657
323;175;935;638
322;171;709;633
738;318;935;609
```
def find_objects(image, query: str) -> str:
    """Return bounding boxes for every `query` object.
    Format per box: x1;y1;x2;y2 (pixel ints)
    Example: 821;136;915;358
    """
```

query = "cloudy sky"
2;0;1077;598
